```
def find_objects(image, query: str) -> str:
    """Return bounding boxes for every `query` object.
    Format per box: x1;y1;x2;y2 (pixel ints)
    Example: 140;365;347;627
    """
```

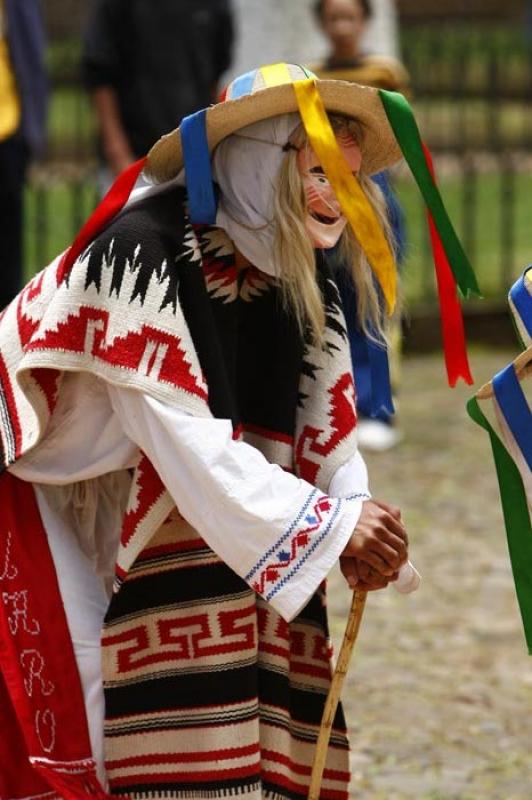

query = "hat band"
181;109;218;224
379;88;480;300
509;266;532;348
467;395;532;654
423;145;473;387
493;362;532;471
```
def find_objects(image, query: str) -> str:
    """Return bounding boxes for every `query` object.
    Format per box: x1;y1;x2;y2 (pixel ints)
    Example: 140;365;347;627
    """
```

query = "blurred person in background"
311;0;408;90
82;0;234;192
361;0;401;60
311;0;408;451
0;0;47;311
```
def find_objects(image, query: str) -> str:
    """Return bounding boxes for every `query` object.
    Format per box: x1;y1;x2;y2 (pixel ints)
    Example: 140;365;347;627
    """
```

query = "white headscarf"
211;113;301;277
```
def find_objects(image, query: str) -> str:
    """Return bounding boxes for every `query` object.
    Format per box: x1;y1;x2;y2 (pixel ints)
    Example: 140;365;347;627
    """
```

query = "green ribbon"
467;395;532;654
379;89;481;300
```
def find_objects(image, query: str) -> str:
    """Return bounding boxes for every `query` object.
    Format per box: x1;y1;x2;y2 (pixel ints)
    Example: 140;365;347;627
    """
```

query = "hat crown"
223;63;317;102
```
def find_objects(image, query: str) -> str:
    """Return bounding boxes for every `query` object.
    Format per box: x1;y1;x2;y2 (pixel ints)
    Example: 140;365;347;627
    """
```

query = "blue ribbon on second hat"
493;362;532;471
510;265;532;346
180;109;217;224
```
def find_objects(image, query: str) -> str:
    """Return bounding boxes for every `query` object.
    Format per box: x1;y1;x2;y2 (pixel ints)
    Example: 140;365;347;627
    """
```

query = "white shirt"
11;371;370;622
7;372;378;782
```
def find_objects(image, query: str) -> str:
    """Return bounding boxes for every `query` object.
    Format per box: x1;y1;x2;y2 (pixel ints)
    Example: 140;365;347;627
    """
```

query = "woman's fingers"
341;558;391;591
341;499;409;575
341;558;399;592
339;555;359;588
372;498;402;521
367;531;408;567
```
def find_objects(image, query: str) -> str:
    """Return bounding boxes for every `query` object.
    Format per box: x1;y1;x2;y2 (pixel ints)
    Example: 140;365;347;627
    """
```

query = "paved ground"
327;348;532;800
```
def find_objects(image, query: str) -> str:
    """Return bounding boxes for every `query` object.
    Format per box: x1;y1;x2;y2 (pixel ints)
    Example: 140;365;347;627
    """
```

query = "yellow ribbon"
292;78;397;314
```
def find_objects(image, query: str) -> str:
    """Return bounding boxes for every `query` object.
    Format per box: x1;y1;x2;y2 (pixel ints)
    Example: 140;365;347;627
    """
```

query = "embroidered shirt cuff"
250;491;367;622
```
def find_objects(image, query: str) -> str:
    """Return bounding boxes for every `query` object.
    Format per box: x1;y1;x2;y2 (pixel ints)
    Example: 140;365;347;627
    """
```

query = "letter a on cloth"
0;472;113;798
468;266;532;653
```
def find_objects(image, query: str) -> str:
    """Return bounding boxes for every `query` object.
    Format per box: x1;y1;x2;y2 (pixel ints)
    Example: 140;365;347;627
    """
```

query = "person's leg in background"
0;132;28;311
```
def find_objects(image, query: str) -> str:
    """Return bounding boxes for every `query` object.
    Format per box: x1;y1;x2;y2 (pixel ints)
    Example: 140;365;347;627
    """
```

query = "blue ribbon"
181;109;217;224
337;268;394;419
510;266;532;345
493;363;532;471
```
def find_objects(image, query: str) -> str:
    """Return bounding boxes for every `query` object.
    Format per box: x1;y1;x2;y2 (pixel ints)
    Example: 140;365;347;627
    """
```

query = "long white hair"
272;115;396;345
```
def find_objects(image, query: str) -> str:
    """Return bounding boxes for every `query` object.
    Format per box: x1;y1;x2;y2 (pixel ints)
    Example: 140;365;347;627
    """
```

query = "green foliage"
24;179;98;280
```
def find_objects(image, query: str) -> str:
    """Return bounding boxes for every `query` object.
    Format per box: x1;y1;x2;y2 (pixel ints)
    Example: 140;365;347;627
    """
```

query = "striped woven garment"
88;187;357;800
0;181;360;799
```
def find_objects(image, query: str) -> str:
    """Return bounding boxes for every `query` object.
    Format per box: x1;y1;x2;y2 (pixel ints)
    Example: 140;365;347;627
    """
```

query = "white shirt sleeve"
108;385;369;621
328;450;371;499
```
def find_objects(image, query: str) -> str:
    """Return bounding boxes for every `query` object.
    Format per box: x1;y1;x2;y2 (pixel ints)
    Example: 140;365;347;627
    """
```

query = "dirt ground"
327;348;532;800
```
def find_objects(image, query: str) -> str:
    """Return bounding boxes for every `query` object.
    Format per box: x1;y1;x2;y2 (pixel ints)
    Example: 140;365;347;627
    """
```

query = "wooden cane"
308;590;368;800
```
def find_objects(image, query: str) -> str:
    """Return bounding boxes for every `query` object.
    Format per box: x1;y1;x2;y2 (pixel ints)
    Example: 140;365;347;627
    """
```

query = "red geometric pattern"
25;306;208;402
120;455;167;551
103;605;256;673
296;371;357;485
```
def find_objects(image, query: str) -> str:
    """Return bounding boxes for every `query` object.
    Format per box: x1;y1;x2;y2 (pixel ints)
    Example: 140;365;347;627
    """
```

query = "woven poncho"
0;185;362;799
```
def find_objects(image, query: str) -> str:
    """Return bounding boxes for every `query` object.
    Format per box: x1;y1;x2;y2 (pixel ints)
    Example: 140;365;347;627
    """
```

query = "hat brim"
146;80;403;184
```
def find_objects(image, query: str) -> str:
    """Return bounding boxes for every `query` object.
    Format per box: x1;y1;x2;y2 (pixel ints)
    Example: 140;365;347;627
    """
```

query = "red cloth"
0;472;112;798
57;158;147;284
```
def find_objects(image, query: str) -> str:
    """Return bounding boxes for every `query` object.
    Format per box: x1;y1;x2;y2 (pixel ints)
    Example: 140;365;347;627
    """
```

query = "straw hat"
146;63;402;184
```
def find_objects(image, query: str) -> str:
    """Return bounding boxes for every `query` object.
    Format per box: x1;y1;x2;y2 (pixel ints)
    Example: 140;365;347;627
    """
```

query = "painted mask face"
297;132;362;249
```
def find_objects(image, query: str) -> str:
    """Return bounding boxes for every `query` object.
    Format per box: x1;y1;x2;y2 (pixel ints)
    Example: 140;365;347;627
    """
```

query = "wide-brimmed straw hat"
146;63;402;183
58;61;479;396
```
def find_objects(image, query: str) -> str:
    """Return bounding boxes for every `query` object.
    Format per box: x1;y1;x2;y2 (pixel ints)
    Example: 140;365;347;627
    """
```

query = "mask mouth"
309;210;340;225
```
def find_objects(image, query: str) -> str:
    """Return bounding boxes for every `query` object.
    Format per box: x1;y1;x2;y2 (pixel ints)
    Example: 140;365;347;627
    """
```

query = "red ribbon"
422;144;473;386
57;157;147;285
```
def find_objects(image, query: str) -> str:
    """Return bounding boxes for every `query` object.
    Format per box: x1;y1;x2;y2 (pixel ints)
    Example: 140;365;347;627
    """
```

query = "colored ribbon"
492;363;532;471
509;266;532;347
181;109;218;224
336;261;394;419
423;145;473;386
467;396;532;654
379;89;480;300
57;157;147;284
293;78;397;314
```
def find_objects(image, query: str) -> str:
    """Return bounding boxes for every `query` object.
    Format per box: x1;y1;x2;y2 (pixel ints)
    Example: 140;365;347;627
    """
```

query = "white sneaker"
357;418;402;452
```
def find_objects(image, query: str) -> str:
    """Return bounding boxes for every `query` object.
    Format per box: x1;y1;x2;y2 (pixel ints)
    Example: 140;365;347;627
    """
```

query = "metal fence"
394;21;532;306
25;17;532;308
